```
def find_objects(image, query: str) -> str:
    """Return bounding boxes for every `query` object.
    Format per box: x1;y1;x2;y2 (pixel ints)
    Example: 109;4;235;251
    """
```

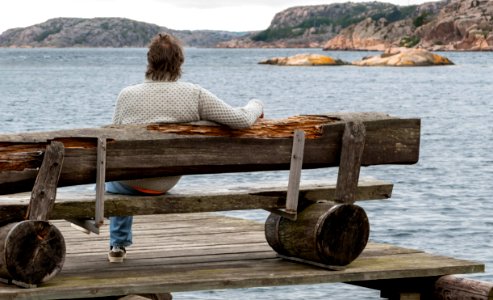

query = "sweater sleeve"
197;87;264;129
112;90;126;125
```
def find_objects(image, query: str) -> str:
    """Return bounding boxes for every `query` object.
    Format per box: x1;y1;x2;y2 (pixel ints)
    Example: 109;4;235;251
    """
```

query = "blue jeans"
106;181;141;248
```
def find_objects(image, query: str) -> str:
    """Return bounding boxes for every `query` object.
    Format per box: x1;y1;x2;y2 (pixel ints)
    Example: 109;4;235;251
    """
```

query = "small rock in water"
259;54;348;66
352;48;454;66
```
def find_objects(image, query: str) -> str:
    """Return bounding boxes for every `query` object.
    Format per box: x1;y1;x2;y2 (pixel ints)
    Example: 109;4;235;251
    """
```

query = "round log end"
5;220;66;284
265;202;369;267
264;213;286;256
316;204;369;265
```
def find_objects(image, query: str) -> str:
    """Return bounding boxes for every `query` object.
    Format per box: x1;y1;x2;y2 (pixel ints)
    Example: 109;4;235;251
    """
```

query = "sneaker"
108;246;127;263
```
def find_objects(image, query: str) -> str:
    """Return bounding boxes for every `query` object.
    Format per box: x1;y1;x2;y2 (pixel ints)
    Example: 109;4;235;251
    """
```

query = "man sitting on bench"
106;33;264;263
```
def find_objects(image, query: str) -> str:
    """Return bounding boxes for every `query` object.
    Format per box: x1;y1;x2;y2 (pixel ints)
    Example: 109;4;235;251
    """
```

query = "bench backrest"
0;113;420;195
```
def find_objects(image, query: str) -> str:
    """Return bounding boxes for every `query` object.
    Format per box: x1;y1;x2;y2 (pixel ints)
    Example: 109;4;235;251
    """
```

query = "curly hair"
145;33;184;82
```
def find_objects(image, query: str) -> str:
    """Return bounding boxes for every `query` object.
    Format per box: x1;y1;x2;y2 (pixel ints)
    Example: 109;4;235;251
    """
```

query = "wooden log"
264;202;369;266
0;113;420;195
0;142;66;286
0;220;65;285
349;275;493;300
433;275;493;300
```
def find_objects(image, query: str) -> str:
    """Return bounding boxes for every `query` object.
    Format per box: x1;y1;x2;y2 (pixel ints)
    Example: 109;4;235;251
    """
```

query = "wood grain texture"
26;141;65;221
433;275;493;300
95;138;107;227
285;129;305;214
0;179;392;225
0;221;65;284
335;121;366;203
0;114;420;195
265;202;369;266
0;214;483;299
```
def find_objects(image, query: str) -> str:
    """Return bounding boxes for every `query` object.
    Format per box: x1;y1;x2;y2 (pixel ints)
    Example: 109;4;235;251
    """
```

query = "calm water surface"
0;48;492;299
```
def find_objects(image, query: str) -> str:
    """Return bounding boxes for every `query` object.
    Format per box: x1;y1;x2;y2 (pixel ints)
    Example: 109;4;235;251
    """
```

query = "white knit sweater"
113;80;264;192
113;80;263;128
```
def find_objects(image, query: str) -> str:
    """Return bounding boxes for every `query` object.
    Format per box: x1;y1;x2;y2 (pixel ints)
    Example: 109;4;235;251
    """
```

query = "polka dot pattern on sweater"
113;80;263;129
111;79;263;192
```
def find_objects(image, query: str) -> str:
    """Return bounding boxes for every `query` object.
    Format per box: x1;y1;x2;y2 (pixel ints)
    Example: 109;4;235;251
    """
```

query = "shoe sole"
108;253;127;263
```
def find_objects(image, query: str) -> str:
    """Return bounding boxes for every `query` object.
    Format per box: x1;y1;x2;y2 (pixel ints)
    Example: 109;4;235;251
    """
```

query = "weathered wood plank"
0;214;483;300
95;137;107;227
0;113;420;195
285;129;305;214
26;141;65;221
0;179;392;224
69;253;480;289
335;121;366;203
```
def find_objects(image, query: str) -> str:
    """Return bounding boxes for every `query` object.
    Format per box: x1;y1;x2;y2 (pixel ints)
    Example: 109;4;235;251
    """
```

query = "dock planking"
0;213;483;299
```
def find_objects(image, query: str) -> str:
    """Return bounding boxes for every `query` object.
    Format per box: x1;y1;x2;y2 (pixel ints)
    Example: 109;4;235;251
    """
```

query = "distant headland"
1;0;492;51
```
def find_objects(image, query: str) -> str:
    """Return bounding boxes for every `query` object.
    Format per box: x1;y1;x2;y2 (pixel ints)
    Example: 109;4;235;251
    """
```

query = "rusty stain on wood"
0;116;334;172
0;144;46;171
146;115;337;138
0;114;420;195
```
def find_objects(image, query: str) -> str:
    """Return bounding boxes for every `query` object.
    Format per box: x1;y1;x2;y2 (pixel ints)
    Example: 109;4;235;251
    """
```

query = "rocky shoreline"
1;0;492;51
220;0;493;52
322;0;493;51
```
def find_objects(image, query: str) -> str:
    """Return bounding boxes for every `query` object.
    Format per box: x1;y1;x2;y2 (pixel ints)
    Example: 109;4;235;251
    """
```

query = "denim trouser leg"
106;181;137;248
109;216;133;248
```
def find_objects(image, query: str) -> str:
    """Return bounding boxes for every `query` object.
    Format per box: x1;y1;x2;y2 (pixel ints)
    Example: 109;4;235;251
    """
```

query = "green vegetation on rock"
252;4;418;42
400;35;421;47
413;12;430;27
370;5;417;22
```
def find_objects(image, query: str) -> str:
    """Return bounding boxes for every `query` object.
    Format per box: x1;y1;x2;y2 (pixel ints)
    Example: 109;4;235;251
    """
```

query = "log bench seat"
0;112;420;286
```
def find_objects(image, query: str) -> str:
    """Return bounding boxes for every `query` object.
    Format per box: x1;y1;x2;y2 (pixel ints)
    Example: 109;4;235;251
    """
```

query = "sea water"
0;48;492;299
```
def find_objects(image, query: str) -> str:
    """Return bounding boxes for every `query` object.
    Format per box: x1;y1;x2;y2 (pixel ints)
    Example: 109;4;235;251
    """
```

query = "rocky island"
258;54;349;66
352;48;454;66
323;0;493;51
0;0;491;51
220;0;493;51
0;18;243;48
259;48;453;66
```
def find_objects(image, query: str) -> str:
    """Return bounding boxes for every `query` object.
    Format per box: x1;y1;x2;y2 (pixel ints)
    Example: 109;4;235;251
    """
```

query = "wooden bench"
0;112;420;287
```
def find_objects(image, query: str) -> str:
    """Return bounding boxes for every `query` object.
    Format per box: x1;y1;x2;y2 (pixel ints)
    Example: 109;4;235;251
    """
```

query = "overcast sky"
0;0;429;34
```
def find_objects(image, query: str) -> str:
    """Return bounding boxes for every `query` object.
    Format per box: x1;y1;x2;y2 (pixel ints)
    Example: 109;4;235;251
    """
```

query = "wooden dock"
0;113;490;299
0;213;483;299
